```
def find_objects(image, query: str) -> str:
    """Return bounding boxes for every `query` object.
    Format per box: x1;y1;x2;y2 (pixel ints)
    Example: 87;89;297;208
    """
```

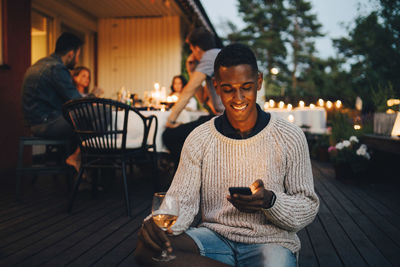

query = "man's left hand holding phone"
227;179;276;213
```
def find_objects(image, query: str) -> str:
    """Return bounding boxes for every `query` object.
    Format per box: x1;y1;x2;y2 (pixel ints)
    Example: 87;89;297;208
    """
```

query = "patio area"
0;160;399;266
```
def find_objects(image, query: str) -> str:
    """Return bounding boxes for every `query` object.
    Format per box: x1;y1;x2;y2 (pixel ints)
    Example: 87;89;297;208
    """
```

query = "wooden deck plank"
316;168;400;265
91;206;151;267
0;198;118;265
314;176;393;266
316;196;367;266
0;199;87;249
65;202;151;267
1;161;400;267
297;229;319;267
16;202;137;267
306;215;343;267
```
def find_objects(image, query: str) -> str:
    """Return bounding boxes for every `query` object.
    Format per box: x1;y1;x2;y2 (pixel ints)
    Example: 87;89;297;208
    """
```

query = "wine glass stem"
161;250;168;258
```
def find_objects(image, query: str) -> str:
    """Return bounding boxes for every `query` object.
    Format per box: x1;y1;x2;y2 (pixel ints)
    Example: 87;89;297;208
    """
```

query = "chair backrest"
63;98;152;153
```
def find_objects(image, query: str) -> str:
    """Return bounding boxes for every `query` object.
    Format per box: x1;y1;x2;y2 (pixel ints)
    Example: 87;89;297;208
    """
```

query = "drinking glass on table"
152;192;179;262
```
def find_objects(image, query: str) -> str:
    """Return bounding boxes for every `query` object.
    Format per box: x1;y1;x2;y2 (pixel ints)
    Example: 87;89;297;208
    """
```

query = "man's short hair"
187;27;216;51
214;43;259;79
55;32;83;55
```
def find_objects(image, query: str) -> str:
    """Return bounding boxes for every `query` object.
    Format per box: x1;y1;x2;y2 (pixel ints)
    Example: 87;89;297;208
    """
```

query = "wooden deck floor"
1;161;399;266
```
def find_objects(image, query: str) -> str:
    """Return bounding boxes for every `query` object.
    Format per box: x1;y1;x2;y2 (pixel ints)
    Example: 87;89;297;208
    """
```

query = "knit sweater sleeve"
263;121;319;232
167;126;206;234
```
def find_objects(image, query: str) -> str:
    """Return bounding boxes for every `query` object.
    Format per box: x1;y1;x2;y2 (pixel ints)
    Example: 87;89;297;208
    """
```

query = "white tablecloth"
118;110;208;152
266;107;327;134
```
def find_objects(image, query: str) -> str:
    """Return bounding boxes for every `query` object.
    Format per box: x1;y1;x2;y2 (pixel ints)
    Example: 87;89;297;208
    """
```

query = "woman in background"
71;66;103;97
170;75;197;111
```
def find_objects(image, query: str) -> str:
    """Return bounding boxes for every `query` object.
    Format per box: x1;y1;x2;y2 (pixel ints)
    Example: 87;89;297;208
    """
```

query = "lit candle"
171;95;178;102
335;100;342;109
354;124;361;130
299;101;305;108
278;101;285;109
264;102;270;110
287;104;293;111
288;114;294;123
269;99;275;108
154;83;160;91
318;98;324;107
310;104;315;109
326;101;333;109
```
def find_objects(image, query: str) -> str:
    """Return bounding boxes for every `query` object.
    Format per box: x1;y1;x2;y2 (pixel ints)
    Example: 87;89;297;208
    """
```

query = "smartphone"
229;187;252;196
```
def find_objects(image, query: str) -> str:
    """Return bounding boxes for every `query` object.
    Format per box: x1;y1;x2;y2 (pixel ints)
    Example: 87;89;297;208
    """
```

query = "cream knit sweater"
168;114;319;253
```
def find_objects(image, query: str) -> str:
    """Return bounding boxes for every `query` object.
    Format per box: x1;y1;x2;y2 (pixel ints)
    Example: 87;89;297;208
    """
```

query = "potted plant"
328;136;371;181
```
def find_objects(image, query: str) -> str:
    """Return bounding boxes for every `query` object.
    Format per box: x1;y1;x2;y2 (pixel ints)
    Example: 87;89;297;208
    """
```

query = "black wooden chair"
16;136;72;201
63;98;158;216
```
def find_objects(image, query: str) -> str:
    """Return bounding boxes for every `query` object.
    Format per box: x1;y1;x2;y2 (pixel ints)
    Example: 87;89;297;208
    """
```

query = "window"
31;10;52;65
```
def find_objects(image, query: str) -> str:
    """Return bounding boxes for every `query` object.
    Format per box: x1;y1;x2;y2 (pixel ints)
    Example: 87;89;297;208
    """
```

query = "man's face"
65;48;81;70
189;44;202;61
214;64;262;131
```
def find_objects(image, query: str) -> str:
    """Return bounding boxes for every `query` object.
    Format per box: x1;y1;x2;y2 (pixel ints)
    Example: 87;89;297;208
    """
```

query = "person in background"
71;66;103;97
169;75;197;111
22;32;83;172
163;27;223;163
134;43;319;267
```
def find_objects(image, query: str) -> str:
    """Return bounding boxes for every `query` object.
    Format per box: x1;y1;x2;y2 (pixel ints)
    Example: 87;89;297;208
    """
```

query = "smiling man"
135;44;319;267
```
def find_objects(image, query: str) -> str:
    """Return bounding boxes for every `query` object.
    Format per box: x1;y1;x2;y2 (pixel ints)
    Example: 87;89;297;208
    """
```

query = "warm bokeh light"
387;99;400;106
386;109;395;114
354;124;361;130
310;104;315;109
288;114;294;123
270;67;279;75
278;101;285;109
299;101;305;108
326;101;333;109
264;102;270;110
269;99;275;108
318;99;324;107
171;95;178;102
154;82;160;90
287;104;293;111
335;100;342;109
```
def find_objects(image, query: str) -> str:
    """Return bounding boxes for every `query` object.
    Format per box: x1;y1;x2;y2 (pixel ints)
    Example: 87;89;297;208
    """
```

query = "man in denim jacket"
22;32;83;168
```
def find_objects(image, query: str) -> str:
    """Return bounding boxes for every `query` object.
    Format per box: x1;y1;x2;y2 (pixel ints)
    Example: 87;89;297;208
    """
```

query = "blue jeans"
185;227;297;267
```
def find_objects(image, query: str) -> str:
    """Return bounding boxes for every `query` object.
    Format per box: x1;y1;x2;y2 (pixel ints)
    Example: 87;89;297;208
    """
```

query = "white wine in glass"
152;192;179;262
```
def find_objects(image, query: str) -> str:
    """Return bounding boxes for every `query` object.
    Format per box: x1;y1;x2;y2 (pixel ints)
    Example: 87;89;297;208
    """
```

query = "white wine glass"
152;192;179;262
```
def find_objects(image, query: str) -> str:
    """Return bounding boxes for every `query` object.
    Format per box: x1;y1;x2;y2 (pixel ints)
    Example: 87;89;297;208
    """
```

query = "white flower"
335;142;344;150
343;140;351;147
356;147;366;156
360;144;367;150
349;136;359;143
356;145;370;160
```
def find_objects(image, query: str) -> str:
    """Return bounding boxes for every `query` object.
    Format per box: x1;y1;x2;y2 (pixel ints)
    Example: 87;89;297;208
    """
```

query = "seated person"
22;32;83;172
134;44;320;267
71;66;103;97
170;75;197;111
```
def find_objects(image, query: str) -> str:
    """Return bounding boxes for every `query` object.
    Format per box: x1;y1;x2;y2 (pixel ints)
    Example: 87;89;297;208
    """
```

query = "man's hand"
166;121;181;128
137;218;173;253
90;86;104;97
227;179;274;213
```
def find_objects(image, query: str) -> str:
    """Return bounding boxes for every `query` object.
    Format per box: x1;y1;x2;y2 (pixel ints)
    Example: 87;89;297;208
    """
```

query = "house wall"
32;0;97;85
98;16;182;100
0;0;31;171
